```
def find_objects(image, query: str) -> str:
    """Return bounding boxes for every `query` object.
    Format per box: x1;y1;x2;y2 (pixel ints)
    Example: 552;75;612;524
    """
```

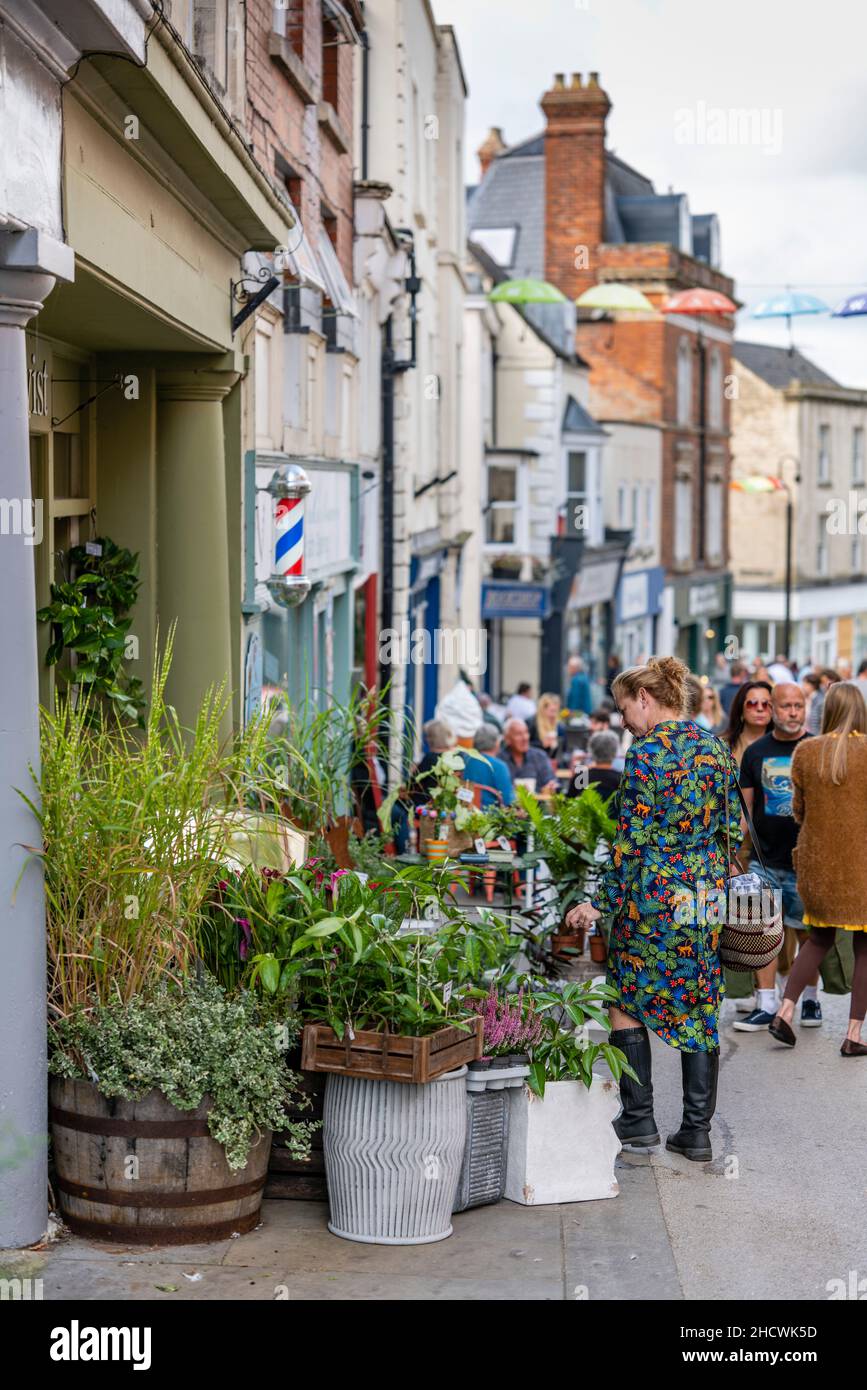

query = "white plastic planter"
323;1065;467;1245
505;1076;621;1205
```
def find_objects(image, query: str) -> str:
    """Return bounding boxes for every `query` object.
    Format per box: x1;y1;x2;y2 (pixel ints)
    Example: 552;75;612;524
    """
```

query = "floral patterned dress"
590;720;741;1052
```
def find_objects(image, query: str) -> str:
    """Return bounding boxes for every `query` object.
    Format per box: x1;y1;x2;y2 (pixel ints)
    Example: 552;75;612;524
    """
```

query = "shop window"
486;463;518;545
617;482;627;528
674;477;692;566
818;423;831;484
851;531;862;574
677;338;692;426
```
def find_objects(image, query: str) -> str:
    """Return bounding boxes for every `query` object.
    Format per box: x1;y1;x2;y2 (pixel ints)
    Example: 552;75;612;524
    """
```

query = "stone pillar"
0;229;73;1247
156;372;238;743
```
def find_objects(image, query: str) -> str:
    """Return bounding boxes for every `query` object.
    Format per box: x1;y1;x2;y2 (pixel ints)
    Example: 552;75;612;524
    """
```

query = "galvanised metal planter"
323;1066;468;1244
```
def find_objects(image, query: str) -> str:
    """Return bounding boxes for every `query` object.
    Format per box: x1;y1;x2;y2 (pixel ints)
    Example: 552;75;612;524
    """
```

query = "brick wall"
245;0;356;280
542;74;610;300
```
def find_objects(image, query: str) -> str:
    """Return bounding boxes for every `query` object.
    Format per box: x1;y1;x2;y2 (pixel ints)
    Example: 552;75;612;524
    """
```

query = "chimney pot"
571;72;582;89
554;73;565;88
588;72;600;87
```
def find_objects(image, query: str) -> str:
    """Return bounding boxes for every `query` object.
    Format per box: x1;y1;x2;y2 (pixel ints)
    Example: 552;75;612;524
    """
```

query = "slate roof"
467;134;720;274
733;341;840;390
467;237;588;366
563;395;606;435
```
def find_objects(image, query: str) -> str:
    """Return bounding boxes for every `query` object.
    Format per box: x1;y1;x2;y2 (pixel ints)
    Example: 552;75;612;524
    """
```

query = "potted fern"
516;784;616;958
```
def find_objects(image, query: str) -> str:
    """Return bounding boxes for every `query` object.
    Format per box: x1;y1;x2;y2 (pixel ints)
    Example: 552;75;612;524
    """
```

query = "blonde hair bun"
612;654;690;711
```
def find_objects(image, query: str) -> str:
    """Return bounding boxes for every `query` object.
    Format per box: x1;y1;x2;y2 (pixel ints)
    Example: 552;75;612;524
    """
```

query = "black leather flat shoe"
769;1015;796;1047
841;1038;867;1056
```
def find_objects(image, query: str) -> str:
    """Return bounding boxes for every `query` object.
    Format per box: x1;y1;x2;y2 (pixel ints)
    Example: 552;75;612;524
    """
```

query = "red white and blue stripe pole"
266;464;312;608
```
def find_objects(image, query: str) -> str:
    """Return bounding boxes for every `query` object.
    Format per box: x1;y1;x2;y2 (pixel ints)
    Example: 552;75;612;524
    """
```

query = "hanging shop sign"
481;581;550;621
567;557;621;611
676;578;727;623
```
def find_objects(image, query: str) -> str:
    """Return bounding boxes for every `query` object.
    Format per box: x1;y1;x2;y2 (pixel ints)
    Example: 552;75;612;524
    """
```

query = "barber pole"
266;464;312;608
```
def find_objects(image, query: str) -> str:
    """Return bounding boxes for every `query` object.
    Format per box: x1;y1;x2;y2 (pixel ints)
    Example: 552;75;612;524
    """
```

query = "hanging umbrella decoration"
729;474;786;494
574;282;654;348
661;288;737;317
832;291;867;318
488;278;567;304
750;289;828;354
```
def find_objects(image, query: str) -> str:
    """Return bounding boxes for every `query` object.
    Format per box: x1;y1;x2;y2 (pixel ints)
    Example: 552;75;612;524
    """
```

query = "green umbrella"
576;283;654;312
488;278;567;305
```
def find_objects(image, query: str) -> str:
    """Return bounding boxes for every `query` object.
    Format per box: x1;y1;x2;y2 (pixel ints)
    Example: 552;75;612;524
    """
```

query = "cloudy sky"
433;0;867;387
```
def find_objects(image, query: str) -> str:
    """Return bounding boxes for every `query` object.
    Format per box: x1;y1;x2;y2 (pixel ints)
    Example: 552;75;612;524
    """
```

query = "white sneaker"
734;995;755;1014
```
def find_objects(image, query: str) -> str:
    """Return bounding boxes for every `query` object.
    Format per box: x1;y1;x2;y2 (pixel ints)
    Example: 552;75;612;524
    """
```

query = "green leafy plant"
49;979;316;1170
37;537;145;724
520;980;638;1096
273;870;514;1039
517;784;615;922
22;633;292;1024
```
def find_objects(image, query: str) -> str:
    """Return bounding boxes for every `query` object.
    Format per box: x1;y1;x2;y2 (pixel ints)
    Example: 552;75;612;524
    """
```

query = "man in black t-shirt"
734;683;821;1033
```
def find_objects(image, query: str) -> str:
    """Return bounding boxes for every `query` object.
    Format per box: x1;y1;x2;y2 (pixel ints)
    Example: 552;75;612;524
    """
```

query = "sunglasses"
744;699;771;710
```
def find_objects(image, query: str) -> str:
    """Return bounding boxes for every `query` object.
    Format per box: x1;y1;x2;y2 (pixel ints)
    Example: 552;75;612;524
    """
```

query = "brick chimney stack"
541;72;611;298
477;126;507;180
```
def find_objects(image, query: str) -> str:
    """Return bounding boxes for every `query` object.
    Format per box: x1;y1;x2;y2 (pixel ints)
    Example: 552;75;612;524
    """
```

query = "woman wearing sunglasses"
722;681;773;767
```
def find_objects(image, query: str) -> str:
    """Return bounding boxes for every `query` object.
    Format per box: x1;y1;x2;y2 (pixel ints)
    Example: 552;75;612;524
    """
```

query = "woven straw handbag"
720;762;785;971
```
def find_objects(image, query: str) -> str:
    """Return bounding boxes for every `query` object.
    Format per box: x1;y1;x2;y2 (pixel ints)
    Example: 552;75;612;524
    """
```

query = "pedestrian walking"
733;683;819;1033
719;660;749;715
805;667;840;735
566;656;740;1162
701;683;726;734
770;684;867;1054
565;655;593;715
722;680;773;766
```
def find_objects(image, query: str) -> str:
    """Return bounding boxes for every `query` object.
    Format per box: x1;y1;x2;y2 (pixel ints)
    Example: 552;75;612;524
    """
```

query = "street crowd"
404;647;867;1160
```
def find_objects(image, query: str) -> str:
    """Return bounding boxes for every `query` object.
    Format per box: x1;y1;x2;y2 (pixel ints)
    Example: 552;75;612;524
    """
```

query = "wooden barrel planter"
50;1077;271;1245
266;1061;328;1202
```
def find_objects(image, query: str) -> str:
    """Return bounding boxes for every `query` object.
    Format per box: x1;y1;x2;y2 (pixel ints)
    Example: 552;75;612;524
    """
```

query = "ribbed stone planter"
323;1066;467;1244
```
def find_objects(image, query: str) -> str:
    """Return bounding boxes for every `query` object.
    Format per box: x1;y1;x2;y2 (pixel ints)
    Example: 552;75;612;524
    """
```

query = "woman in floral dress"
568;656;740;1162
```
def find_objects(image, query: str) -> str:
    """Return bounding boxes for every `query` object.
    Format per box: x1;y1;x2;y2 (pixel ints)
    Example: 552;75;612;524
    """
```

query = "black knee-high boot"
608;1027;660;1151
666;1049;720;1161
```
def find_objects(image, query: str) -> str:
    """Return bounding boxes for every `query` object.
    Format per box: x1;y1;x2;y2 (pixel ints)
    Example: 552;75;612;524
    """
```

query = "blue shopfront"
481;580;551;697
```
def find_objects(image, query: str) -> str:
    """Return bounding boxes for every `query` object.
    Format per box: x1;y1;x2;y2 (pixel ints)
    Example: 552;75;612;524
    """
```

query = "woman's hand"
565;902;601;931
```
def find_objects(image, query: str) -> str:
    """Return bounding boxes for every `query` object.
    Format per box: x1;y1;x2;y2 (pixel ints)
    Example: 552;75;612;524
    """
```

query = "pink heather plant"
471;984;543;1057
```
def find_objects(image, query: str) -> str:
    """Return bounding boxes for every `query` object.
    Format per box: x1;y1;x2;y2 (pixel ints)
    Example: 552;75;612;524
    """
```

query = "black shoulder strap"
720;740;769;876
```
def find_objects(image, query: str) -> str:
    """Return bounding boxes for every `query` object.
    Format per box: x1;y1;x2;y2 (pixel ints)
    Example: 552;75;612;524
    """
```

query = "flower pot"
551;927;586;958
50;1077;271;1244
505;1076;621;1205
589;934;608;964
323;1066;467;1244
424;838;450;865
418;814;472;859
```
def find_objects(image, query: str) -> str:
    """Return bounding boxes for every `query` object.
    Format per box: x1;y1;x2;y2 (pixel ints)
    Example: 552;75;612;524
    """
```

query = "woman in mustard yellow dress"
770;683;867;1054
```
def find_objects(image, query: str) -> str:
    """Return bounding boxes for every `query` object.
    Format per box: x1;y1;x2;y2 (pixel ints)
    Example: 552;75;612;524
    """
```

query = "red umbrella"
662;288;737;315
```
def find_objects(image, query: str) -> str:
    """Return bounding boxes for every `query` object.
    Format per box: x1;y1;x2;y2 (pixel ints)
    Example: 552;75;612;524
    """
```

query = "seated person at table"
567;730;621;801
499;718;558;794
460;724;516;808
410;717;455;806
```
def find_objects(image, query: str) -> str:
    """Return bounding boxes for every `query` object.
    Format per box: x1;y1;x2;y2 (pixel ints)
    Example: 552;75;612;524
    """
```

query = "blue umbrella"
832;291;867;317
750;290;829;352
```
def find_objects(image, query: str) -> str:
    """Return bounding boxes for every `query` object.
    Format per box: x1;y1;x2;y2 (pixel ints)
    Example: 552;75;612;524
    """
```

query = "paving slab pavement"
2;988;863;1301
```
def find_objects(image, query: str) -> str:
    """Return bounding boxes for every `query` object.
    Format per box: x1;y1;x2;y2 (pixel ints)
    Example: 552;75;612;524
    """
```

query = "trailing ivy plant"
37;537;145;725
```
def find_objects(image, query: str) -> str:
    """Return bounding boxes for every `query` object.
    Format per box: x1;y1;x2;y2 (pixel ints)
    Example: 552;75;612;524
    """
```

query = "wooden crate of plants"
301;1017;484;1084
